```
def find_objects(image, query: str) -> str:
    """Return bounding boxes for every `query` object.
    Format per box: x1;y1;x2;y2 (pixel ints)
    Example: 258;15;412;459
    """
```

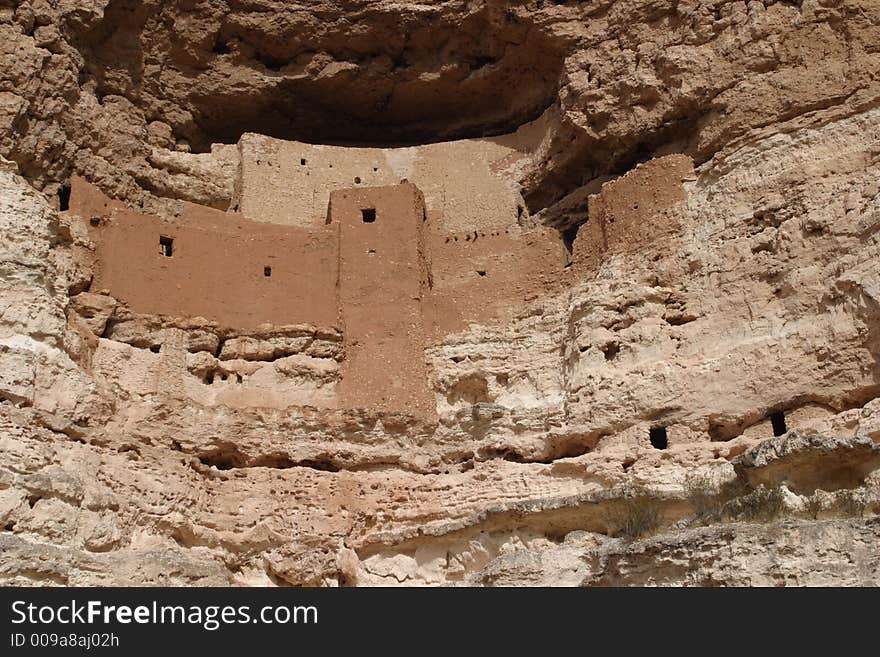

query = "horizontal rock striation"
0;0;879;586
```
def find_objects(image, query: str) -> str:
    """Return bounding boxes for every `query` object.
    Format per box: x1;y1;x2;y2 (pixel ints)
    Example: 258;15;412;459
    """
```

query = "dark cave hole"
561;225;579;267
770;411;787;437
649;426;668;450
212;37;231;55
57;183;71;211
199;454;238;470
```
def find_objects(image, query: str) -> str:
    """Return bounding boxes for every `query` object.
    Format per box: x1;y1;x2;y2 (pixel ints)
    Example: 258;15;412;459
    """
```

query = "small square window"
159;235;173;257
264;266;272;277
361;208;376;223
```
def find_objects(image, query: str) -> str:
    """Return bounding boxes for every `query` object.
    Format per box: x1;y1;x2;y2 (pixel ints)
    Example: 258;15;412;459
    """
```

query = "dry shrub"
723;484;785;522
837;490;867;518
686;475;749;525
606;494;662;539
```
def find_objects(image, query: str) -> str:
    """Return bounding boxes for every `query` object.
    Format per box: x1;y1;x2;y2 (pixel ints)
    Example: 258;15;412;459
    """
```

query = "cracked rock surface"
1;0;880;586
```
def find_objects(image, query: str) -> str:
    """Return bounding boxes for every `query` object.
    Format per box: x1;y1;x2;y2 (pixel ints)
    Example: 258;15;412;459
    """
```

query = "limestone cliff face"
1;1;880;586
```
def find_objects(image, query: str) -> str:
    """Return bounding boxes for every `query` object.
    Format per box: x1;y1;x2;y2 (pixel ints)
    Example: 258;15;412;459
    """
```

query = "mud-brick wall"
331;183;436;418
235;133;528;234
574;155;694;268
74;179;339;331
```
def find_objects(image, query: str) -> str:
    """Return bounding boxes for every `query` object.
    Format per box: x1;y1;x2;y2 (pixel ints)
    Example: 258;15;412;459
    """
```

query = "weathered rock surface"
471;519;880;587
1;0;879;586
734;432;880;494
3;0;879;217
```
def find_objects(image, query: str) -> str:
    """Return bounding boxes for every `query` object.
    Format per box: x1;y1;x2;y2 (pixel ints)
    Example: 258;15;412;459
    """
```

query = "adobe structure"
4;0;880;590
71;134;567;419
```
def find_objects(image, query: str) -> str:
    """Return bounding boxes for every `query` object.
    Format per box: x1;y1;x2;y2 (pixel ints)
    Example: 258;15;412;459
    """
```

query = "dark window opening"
149;345;161;354
362;208;376;223
562;225;579;267
770;411;787;437
649;426;668;450
220;373;228;381
354;176;361;184
212;38;230;55
89;217;101;227
476;270;487;277
264;266;272;277
601;342;620;361
57;183;71;211
159;235;173;257
300;158;306;166
204;372;214;385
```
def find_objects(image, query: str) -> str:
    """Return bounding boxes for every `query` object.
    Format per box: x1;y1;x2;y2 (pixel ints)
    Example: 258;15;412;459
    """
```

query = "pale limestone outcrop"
469;519;880;587
3;85;880;584
734;433;880;494
3;1;879;218
1;1;880;587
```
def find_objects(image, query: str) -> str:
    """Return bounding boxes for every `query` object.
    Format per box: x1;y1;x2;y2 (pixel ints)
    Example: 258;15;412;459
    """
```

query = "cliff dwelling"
70;132;569;417
2;0;880;592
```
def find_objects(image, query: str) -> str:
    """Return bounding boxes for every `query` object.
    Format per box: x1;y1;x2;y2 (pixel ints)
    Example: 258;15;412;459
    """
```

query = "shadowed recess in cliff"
70;0;565;151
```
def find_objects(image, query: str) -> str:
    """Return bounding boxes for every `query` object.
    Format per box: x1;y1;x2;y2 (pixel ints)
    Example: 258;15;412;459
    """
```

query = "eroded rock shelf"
1;0;879;586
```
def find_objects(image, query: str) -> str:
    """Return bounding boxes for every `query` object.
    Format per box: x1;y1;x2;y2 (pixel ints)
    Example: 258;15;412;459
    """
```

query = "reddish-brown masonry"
331;183;436;418
70;158;698;418
77;178;339;331
573;154;693;268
